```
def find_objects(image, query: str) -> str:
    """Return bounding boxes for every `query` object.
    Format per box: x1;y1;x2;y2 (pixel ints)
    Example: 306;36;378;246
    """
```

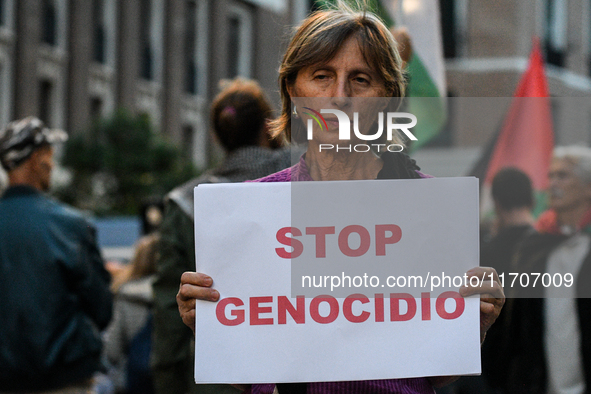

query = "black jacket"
492;230;591;394
0;185;113;391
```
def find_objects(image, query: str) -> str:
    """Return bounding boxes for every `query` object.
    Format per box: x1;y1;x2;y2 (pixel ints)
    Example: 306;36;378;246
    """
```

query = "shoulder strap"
168;174;230;219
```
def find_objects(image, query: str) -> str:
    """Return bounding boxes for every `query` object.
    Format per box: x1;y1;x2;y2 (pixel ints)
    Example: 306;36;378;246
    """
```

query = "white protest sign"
194;178;480;384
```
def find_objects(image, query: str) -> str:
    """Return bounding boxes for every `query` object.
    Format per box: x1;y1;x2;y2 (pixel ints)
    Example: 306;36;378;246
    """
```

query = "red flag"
483;38;554;191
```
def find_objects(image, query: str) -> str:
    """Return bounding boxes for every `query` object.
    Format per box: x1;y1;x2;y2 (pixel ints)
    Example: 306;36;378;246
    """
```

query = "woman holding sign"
178;1;504;393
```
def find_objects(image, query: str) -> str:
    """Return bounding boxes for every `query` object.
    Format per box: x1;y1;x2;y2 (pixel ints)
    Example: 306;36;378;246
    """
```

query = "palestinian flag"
379;0;447;151
469;38;554;217
314;0;447;150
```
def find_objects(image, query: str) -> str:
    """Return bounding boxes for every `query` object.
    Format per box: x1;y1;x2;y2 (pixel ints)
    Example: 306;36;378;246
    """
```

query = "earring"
292;105;299;118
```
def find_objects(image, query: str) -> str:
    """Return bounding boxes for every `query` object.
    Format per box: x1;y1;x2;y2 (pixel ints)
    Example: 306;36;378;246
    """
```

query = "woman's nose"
330;80;352;108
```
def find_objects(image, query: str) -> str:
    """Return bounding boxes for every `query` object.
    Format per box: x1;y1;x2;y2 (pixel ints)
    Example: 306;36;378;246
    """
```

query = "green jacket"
152;147;290;394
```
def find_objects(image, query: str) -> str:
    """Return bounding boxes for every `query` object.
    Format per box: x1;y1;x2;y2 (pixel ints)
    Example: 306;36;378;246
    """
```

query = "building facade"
411;0;591;177
0;0;305;170
2;0;590;177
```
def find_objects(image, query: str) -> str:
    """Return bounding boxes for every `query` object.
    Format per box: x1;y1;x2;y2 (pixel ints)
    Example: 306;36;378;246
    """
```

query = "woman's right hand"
177;271;220;333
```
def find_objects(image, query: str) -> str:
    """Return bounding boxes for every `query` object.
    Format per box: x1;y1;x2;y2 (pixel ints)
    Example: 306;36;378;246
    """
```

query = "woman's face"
548;158;591;213
287;35;390;146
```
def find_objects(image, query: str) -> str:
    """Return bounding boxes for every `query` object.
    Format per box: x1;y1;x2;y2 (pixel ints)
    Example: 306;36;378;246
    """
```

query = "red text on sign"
275;224;402;258
215;291;464;326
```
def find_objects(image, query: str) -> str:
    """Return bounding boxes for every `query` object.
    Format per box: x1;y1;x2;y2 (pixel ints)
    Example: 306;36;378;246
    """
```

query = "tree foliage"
59;110;198;215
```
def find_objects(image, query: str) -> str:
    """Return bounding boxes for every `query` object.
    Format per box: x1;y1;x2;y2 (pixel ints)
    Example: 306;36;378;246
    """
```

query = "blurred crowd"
0;77;288;394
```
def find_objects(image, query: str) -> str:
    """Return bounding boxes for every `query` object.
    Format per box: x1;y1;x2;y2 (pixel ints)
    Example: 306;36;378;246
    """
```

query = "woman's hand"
459;267;505;343
428;267;504;389
177;271;220;334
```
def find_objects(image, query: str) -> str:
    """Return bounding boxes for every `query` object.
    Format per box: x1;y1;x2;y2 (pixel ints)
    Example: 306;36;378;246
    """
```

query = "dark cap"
0;116;68;171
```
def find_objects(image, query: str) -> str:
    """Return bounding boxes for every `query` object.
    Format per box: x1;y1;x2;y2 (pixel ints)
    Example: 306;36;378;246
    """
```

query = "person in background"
391;27;412;68
0;116;113;392
104;233;160;394
482;167;535;393
140;197;165;235
440;167;535;394
500;146;591;394
484;167;535;277
151;78;291;394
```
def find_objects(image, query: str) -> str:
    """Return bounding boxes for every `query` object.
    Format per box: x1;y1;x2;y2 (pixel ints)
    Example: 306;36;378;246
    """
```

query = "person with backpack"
104;234;160;394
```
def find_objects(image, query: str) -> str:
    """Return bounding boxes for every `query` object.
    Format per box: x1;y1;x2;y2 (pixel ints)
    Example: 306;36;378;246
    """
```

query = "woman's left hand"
459;266;505;344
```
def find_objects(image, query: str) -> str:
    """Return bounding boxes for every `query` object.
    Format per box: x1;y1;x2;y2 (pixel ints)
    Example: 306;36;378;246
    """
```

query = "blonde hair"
269;0;406;144
111;233;160;293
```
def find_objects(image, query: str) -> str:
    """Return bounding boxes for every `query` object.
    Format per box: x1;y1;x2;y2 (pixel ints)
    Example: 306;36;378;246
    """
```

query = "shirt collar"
1;184;40;199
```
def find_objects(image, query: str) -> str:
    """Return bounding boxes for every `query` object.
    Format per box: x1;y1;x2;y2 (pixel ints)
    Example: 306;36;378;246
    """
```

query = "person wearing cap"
0;117;113;392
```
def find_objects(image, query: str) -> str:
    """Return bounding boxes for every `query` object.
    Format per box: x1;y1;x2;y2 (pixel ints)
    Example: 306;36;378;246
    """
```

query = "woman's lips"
323;117;352;128
320;117;339;131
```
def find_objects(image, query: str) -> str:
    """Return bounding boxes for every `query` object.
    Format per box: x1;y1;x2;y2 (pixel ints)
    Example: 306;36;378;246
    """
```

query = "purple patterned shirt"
250;154;433;182
246;155;435;394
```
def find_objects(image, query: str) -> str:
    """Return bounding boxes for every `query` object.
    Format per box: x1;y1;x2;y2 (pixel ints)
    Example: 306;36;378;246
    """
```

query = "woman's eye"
354;77;369;84
314;74;328;80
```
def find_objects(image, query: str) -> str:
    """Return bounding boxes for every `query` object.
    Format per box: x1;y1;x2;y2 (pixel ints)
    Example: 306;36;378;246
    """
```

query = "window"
440;0;457;59
182;125;194;159
0;63;4;127
93;0;106;63
0;50;13;128
227;16;241;78
184;0;208;95
544;0;567;67
42;0;57;46
39;80;53;125
139;0;153;80
90;97;103;121
588;0;591;76
185;0;198;94
0;0;16;32
438;0;467;59
226;4;253;78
